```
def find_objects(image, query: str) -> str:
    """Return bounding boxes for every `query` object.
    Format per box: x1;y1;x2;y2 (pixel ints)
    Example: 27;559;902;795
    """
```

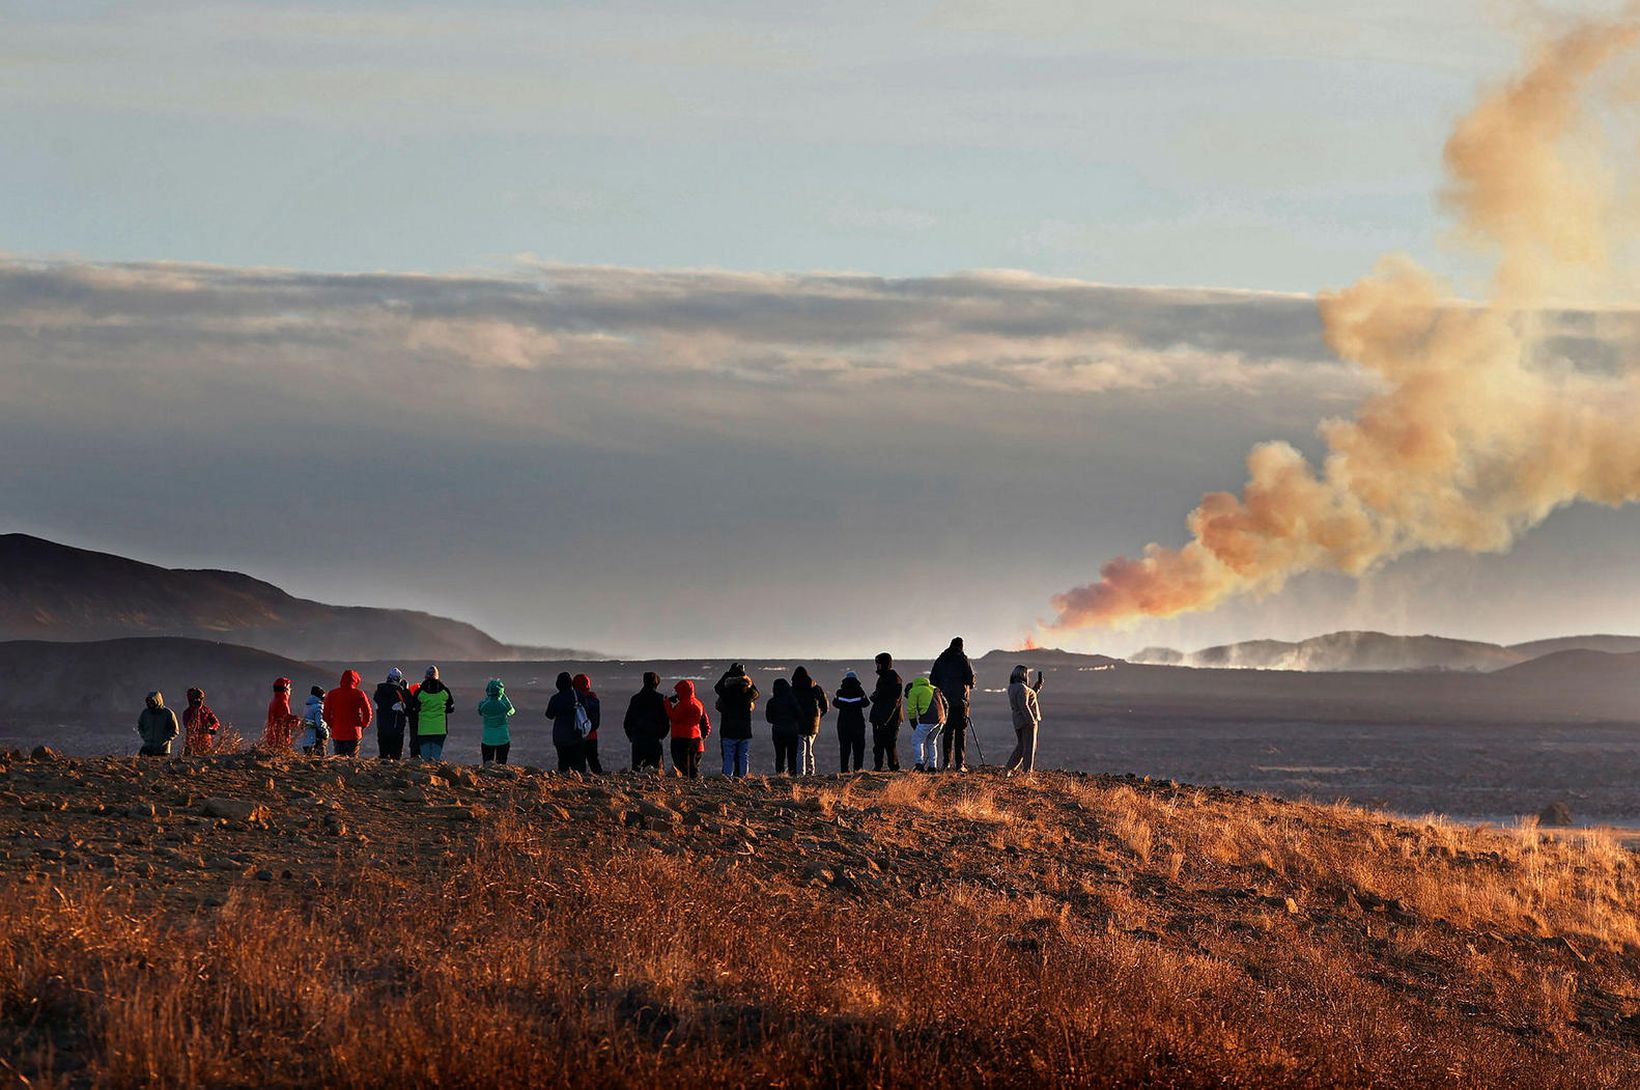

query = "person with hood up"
414;666;456;761
713;663;760;778
832;671;871;772
182;688;220;756
790;667;829;776
667;679;711;779
906;676;948;773
324;670;374;758
299;685;328;756
868;653;905;772
573;674;604;774
477;678;516;764
546;672;587;773
1005;665;1046;776
623;672;671;773
263;678;300;752
137;691;180;756
374;668;411;760
765;678;801;776
930;637;976;772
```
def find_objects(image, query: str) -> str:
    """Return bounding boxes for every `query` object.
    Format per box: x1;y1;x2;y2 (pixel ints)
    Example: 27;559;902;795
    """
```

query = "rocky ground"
1;750;1638;1087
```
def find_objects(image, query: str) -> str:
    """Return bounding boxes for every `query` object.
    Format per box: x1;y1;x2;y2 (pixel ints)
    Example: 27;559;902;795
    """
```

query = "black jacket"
374;681;410;725
791;681;829;737
833;677;870;735
930;646;975;709
869;669;904;728
765;684;801;738
546;687;581;748
714;673;761;740
623;687;671;743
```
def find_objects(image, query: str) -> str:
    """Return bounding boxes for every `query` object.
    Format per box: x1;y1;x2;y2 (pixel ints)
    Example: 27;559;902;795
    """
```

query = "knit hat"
387;667;404;683
843;670;857;680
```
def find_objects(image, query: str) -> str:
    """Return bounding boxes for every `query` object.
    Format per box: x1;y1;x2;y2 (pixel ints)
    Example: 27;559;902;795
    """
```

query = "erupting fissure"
1050;14;1640;633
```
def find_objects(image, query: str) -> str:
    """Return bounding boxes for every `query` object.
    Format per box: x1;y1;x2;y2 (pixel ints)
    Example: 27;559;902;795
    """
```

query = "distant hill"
979;647;1122;669
1131;631;1524;673
1507;634;1640;658
0;535;594;662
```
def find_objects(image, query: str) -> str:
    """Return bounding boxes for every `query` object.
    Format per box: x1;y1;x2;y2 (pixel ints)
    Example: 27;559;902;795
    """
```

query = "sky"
5;0;1640;657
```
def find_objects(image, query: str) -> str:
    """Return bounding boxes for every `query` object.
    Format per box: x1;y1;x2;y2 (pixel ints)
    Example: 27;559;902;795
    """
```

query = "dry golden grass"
0;761;1636;1088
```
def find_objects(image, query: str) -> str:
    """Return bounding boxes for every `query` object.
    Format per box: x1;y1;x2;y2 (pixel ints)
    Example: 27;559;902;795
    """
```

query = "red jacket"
324;670;374;742
667;680;712;740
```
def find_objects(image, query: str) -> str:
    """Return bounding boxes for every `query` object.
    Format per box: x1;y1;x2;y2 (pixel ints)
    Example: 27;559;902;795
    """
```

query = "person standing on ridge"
476;678;516;764
137;691;179;756
790;667;829;776
182;688;220;756
374;668;411;760
324;670;374;757
832;671;871;772
667;679;711;779
547;672;586;773
714;663;760;778
930;637;975;772
907;675;947;773
414;666;455;761
765;678;800;775
1004;665;1046;776
262;678;300;752
299;685;328;756
572;674;604;774
623;672;671;772
869;652;905;772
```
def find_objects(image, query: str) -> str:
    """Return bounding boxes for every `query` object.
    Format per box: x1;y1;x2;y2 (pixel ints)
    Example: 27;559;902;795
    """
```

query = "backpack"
573;696;594;739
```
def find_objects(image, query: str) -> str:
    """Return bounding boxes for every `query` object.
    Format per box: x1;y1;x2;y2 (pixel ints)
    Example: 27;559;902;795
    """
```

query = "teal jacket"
477;679;516;746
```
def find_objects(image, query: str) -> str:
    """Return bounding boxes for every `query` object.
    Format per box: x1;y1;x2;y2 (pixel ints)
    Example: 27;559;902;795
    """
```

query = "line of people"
136;638;1048;776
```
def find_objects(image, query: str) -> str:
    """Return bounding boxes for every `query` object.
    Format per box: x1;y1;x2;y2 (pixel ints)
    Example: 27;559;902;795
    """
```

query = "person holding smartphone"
1004;665;1045;776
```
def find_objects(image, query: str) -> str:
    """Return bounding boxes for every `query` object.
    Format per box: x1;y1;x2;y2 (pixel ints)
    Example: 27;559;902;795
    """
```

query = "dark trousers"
671;738;701;779
138;742;170;757
631;740;663;772
872;725;900;771
838;726;865;771
584;738;604;775
481;742;510;764
556;740;587;773
333;739;360;757
773;734;799;775
377;713;405;760
940;698;970;769
407;722;422;759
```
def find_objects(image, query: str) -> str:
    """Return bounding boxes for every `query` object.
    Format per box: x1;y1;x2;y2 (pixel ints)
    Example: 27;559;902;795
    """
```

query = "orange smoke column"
1051;17;1640;631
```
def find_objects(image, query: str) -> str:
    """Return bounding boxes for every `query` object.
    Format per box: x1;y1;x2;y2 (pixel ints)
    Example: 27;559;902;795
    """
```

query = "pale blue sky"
1;0;1567;291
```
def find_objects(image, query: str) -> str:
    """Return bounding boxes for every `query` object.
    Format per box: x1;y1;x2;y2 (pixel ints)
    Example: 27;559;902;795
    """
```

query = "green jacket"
907;677;944;726
477;680;516;746
416;680;456;737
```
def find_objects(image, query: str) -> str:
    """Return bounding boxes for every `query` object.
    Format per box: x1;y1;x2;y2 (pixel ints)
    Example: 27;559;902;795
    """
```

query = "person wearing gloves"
137;691;180;756
906;675;947;773
323;670;374;758
1004;665;1046;776
414;665;456;761
476;678;516;764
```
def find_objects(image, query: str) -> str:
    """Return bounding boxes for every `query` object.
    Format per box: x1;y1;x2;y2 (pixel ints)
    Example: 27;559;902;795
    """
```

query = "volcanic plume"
1050;15;1640;632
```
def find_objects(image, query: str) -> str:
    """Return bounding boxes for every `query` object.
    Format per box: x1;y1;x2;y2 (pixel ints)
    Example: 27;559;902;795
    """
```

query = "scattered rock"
1538;802;1574;828
30;746;59;762
255;869;274;882
201;798;270;823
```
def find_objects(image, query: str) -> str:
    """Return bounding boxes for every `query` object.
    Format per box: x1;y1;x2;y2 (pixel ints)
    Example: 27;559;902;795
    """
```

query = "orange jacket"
667;680;712;740
324;670;374;742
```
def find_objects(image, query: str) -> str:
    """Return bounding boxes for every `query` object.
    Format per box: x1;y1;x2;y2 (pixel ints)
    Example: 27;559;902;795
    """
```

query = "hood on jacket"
387;667;404;684
273;677;292;692
339;670;362;689
674;679;697;701
186;688;204;706
837;673;867;698
425;665;440;681
146;691;164;709
770;678;792;698
642;671;661;690
909;676;934;694
949;637;964;652
721;672;751;692
485;678;505;699
792;666;815;690
572;674;596;699
1009;665;1029;684
555;671;573;692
